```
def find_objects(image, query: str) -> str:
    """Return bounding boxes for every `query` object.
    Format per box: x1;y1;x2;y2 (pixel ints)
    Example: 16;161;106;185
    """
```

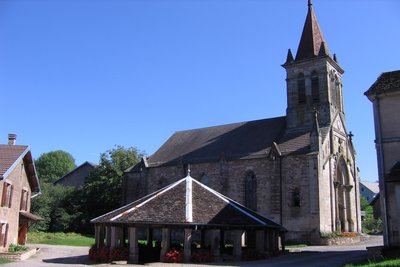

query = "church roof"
295;0;330;61
145;116;287;167
91;174;283;230
364;70;400;97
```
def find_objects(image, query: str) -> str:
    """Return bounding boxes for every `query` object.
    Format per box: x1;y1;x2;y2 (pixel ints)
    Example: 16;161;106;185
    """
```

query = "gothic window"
200;173;210;186
311;71;320;103
245;171;257;211
292;187;301;207
297;73;306;103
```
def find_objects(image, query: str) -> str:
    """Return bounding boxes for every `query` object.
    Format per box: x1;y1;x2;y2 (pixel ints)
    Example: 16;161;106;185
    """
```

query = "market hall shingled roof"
91;174;284;230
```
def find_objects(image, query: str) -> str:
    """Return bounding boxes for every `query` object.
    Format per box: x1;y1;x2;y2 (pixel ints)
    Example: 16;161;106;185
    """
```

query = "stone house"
54;161;96;188
0;134;41;251
359;181;379;204
365;70;400;247
122;0;361;244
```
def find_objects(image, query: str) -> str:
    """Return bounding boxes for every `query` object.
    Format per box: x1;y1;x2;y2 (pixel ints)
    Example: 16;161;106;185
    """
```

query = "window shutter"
1;184;6;207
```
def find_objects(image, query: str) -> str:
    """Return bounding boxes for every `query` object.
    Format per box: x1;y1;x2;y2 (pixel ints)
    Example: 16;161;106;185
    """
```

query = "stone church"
122;1;361;243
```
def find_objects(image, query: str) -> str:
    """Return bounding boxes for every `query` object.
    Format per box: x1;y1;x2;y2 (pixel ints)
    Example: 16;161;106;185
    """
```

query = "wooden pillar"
210;229;220;257
105;226;112;247
160;228;171;261
98;225;105;248
200;229;206;249
147;228;154;247
233;230;242;259
256;230;265;253
128;227;139;264
184;228;192;262
219;229;225;253
94;225;100;248
110;226;121;248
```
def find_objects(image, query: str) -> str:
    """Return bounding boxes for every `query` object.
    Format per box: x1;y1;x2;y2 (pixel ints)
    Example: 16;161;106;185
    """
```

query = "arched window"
297;73;306;103
200;173;210;187
292;187;301;207
245;171;257;211
311;71;320;103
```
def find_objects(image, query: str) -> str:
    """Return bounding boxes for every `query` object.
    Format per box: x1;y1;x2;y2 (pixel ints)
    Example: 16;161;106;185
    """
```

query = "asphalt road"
3;235;383;267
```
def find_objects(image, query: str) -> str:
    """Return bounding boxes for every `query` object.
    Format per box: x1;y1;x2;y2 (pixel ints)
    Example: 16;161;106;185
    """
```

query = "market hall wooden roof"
91;174;284;231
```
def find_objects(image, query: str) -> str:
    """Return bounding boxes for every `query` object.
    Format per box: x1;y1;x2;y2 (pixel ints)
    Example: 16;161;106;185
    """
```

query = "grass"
285;244;307;248
0;259;12;264
344;258;400;267
28;232;94;247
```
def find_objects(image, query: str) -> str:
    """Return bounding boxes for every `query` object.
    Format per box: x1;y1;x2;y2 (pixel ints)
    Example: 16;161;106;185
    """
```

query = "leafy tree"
35;150;76;183
31;150;76;232
75;146;144;233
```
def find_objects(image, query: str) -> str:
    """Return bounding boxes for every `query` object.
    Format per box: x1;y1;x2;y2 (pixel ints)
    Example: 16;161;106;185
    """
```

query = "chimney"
8;134;17;145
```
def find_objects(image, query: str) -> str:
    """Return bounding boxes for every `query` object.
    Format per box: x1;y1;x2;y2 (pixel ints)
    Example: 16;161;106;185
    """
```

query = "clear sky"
1;0;399;182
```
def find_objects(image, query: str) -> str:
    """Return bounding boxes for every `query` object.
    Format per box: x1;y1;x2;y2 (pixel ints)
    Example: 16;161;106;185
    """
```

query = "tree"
31;150;77;232
35;150;76;183
75;146;144;233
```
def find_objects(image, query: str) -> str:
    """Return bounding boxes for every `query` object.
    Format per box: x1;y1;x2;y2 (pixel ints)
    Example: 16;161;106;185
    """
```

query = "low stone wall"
0;248;39;261
319;236;361;246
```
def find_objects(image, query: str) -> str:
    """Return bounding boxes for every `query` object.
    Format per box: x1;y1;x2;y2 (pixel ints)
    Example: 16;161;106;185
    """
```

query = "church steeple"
295;0;330;61
283;0;345;132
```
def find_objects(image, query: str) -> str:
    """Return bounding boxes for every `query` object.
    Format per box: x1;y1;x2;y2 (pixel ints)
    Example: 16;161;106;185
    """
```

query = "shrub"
110;247;129;261
163;248;184;263
8;244;28;253
191;249;214;262
363;215;383;234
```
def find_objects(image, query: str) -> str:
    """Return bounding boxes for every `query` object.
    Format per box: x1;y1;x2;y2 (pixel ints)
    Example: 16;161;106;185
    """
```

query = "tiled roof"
92;174;283;230
0;144;29;178
146;117;287;167
364;70;400;97
360;181;379;194
0;144;40;193
295;1;330;61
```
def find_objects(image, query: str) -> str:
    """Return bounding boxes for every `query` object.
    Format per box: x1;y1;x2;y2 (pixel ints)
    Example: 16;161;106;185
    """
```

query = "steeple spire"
295;0;330;61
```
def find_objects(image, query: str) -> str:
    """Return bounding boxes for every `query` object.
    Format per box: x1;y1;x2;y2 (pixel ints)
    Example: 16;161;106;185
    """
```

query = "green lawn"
28;232;94;247
344;258;400;267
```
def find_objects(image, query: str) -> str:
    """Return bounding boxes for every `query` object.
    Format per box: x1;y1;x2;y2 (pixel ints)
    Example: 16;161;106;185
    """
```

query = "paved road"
4;235;383;267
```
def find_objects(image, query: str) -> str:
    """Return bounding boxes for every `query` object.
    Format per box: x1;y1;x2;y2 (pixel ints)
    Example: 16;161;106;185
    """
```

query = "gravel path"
3;235;383;267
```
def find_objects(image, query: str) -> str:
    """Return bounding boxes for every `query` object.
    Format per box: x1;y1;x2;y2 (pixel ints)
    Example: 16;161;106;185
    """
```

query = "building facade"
365;70;400;247
0;134;41;251
122;1;361;244
54;161;96;188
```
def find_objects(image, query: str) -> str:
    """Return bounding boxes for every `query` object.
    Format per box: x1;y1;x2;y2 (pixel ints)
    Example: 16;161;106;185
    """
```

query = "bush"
163;248;184;263
8;244;28;253
363;215;383;234
191;249;214;262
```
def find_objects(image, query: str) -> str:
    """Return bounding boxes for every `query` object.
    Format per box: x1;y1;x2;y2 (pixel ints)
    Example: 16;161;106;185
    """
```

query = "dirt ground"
3;235;383;267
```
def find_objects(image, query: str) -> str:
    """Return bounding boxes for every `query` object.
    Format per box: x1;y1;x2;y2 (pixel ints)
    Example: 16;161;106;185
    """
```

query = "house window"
245;171;257;211
1;182;13;208
0;223;8;247
20;189;29;211
297;73;306;103
200;173;210;187
311;71;320;103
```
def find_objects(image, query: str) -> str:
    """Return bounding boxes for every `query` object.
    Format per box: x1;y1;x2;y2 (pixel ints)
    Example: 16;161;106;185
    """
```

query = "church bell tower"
282;0;345;132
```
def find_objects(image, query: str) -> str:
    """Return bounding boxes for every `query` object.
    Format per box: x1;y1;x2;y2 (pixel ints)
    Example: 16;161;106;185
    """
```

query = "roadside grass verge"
0;259;12;264
344;258;400;267
28;232;94;247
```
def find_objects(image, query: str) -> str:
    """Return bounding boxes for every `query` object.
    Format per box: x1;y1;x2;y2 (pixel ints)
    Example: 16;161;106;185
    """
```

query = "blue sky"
1;0;399;182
